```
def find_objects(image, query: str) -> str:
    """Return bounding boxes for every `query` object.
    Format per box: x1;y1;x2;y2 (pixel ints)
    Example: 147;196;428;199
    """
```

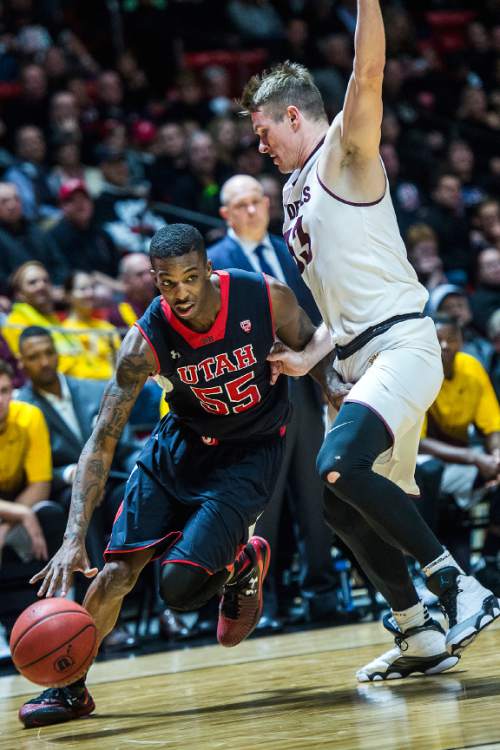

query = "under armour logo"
170;350;181;359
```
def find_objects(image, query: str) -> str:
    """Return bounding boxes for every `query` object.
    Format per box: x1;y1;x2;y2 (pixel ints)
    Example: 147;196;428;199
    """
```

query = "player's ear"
206;259;213;277
287;105;300;130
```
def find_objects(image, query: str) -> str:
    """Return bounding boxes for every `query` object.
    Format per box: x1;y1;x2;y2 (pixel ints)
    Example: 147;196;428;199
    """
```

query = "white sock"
421;549;465;578
393;601;429;633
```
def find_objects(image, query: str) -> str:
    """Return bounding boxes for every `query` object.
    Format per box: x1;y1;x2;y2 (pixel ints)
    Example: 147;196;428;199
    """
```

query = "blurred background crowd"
0;0;499;661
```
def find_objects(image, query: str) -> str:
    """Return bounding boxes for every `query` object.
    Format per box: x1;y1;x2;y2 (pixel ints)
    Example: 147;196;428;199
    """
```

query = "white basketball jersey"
282;141;428;345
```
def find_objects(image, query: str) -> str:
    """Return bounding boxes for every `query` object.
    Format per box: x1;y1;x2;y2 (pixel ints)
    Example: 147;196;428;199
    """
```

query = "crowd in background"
0;0;499;649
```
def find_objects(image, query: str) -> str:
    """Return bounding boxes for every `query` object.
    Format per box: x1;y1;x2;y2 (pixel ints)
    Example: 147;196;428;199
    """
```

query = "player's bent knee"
160;563;209;610
316;447;346;485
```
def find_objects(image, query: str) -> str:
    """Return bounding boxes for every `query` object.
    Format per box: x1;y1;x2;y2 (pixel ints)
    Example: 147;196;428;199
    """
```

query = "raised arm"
31;326;156;597
320;0;385;187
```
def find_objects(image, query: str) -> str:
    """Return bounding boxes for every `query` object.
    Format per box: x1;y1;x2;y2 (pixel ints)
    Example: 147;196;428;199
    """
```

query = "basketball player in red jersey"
19;223;328;728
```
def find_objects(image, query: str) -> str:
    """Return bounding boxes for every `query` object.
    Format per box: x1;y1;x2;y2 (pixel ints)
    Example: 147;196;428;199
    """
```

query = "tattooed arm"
30;327;156;597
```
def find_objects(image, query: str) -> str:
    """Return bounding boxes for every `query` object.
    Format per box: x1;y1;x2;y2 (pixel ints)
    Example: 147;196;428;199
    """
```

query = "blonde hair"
240;61;327;122
406;223;438;251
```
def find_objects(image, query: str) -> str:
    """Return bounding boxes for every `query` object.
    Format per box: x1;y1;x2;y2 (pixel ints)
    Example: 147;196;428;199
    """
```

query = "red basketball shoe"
19;685;95;728
217;536;270;648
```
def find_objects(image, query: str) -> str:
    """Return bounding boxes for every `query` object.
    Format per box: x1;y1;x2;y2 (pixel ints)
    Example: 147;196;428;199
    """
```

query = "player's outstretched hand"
29;538;98;598
267;341;310;384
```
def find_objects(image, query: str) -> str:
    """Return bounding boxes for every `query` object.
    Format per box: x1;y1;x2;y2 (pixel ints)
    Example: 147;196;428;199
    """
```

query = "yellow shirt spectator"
422;352;500;445
61;316;121;381
2;302;84;375
0;400;52;497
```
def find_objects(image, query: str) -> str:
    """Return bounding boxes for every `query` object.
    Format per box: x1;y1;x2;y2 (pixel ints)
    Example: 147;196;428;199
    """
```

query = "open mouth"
175;302;195;317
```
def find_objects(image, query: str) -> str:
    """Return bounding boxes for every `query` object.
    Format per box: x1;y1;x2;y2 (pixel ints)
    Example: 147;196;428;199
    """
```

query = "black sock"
68;675;87;693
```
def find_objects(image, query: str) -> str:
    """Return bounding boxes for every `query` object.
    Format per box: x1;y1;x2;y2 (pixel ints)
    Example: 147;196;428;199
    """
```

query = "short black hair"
0;358;14;380
149;224;206;265
19;326;54;352
433;314;461;332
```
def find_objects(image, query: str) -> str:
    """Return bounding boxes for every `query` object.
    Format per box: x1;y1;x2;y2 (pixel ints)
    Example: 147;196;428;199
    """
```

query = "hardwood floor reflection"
1;620;499;750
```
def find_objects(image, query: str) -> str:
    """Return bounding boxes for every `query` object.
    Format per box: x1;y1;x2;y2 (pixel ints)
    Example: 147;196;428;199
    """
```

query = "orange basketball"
9;599;98;687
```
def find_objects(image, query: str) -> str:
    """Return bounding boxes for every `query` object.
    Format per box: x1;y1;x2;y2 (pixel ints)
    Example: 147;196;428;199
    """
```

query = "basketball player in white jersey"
241;0;500;681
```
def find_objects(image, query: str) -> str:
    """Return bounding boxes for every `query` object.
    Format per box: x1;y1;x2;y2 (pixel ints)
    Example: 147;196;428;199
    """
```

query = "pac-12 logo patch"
240;320;252;333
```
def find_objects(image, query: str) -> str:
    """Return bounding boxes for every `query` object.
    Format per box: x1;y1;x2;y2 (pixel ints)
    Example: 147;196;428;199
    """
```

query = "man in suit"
16;325;142;649
208;174;339;628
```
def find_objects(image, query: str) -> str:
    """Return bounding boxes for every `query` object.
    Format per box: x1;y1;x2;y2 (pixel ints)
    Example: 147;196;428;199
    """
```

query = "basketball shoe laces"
438;579;462;627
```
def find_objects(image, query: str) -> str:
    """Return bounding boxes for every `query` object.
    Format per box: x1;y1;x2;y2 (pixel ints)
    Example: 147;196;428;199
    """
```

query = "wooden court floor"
1;619;500;750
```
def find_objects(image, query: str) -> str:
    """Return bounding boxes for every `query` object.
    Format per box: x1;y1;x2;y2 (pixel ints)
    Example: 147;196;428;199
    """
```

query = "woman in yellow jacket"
61;271;121;381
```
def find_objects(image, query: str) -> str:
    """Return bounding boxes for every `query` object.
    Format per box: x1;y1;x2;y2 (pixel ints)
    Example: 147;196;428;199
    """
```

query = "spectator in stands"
471;247;500;335
0;334;23;387
128;119;157;185
47;179;120;285
171;131;233;219
406;223;447;291
427;284;494;370
95;70;127;125
48;90;80;142
234;140;266;179
489;310;500;402
93;147;164;254
17;327;140;649
0;358;65;633
417;316;500;574
446;139;487;209
2;64;49;137
0;182;65;292
471;199;500;252
380;142;421;235
4;125;58;221
209;174;339;627
457;86;500;166
148;122;188;204
312;33;352;118
227;0;284;44
203;65;235;119
116;51;150;113
2;261;84;374
164;71;212;128
417;172;471;285
107;253;156;329
208;117;239;169
61;271;121;381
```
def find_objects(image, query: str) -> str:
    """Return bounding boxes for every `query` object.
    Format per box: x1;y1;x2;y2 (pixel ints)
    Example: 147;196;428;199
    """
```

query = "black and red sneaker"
217;536;270;648
19;685;95;728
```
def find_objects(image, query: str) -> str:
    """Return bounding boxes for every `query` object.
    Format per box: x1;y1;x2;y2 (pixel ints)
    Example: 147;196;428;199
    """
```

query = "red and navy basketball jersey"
135;269;291;441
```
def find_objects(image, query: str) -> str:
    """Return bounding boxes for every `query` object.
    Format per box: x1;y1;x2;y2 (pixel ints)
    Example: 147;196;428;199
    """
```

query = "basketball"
9;599;98;687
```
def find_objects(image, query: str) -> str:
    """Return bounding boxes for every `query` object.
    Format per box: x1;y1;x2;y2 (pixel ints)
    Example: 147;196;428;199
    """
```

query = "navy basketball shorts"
105;414;285;574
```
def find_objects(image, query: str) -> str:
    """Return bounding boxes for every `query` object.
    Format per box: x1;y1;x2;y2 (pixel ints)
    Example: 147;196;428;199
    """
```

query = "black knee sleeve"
160;563;209;611
317;402;392;484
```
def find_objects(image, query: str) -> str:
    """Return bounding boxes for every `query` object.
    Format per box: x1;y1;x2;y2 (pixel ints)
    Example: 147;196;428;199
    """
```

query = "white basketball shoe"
426;566;500;655
356;613;459;682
